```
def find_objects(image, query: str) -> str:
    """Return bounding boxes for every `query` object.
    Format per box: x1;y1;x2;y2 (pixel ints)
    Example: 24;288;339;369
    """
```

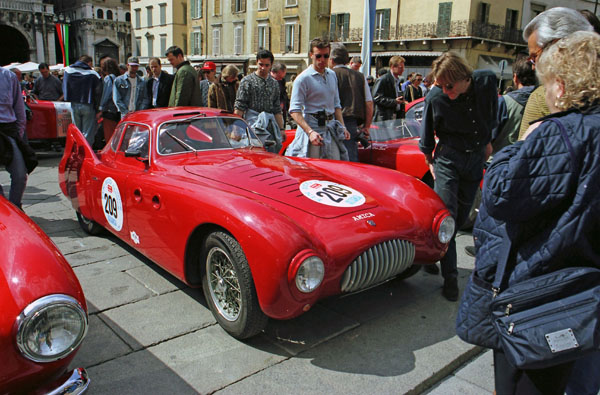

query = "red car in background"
0;196;89;394
25;95;73;150
59;107;454;339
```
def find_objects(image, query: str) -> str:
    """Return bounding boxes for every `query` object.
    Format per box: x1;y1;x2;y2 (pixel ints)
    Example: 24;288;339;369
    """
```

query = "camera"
315;110;327;127
355;131;370;148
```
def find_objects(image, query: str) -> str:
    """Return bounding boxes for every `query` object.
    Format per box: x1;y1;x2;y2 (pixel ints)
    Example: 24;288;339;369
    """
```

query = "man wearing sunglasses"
286;37;350;159
517;7;593;140
419;52;498;301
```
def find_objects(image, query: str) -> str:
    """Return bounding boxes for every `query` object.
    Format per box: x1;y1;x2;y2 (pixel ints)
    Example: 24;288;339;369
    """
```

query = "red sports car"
0;196;89;394
25;95;73;150
58;107;454;339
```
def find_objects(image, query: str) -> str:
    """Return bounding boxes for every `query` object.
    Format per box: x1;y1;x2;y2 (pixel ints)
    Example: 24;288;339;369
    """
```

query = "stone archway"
0;24;32;64
94;38;120;64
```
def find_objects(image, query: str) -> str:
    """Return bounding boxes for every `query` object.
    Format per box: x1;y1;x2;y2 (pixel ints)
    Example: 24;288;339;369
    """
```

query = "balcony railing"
0;0;53;13
343;20;524;44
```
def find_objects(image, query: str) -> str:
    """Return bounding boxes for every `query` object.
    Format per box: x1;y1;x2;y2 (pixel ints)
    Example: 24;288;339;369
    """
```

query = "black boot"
442;277;459;301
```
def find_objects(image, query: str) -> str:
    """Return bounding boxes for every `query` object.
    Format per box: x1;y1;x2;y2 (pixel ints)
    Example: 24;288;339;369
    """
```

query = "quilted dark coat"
457;105;600;347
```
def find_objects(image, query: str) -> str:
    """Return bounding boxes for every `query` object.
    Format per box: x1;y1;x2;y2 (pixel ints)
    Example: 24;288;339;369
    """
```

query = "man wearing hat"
165;46;202;107
199;61;217;107
113;56;149;116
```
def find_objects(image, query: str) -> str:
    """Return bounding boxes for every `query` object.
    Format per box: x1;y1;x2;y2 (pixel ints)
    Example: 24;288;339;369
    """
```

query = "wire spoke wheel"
207;247;242;321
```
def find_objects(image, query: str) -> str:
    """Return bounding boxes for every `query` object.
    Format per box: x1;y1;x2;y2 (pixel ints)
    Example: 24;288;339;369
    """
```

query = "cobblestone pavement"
2;153;494;394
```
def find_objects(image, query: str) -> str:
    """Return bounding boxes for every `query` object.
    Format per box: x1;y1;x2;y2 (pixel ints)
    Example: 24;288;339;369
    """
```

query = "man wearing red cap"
165;46;202;107
199;61;217;107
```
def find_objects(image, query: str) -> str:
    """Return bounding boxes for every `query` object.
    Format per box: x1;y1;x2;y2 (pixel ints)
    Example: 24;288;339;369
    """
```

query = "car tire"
201;231;267;339
395;264;421;281
76;212;103;235
460;188;482;231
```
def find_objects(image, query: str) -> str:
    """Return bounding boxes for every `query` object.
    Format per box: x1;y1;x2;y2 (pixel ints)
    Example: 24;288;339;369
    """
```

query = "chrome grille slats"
340;239;415;293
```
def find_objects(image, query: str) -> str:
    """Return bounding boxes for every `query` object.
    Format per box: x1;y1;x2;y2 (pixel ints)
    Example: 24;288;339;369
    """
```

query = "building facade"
130;0;187;65
522;0;598;28
331;0;527;82
0;0;57;65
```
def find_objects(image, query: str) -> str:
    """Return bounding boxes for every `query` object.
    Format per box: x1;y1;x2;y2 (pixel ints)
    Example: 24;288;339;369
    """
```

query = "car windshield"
157;117;262;155
368;119;421;142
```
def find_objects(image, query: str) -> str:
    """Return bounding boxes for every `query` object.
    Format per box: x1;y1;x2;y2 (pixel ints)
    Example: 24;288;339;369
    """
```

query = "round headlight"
17;294;87;363
295;256;325;293
438;216;456;244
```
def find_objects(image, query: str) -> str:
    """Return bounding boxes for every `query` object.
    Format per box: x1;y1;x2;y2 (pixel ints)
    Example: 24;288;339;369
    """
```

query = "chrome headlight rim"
437;215;456;244
16;294;88;363
295;255;325;293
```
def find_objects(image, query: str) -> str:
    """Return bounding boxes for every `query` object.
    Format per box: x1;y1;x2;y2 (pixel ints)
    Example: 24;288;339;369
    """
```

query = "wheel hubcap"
207;247;241;321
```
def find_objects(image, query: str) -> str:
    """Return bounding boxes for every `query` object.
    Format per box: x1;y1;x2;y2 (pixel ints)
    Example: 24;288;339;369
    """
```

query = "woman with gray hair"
466;30;600;395
517;7;593;139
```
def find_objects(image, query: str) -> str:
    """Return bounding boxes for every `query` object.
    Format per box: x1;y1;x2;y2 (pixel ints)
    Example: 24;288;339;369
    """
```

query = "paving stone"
69;314;132;370
88;325;288;394
73;256;147;280
55;236;116;255
219;300;478;394
77;271;154;313
101;289;215;350
27;214;81;234
454;349;495;393
64;245;131;268
427;375;493;394
125;264;183;295
262;304;359;356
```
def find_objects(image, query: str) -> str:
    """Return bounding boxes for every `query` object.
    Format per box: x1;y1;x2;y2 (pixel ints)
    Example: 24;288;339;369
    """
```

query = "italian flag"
55;23;70;66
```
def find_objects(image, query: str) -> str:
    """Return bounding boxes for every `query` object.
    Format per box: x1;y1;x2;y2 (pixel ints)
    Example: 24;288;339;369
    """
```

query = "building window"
374;9;390;40
214;0;221;15
257;24;268;50
478;2;491;24
191;0;202;19
126;12;131;22
135;37;141;56
232;0;246;13
182;34;187;54
192;31;202;55
159;4;166;25
285;0;297;6
283;23;299;53
97;9;104;19
135;9;141;28
160;34;167;55
258;0;267;10
107;10;113;20
146;6;153;27
530;3;545;19
147;36;154;57
436;2;452;37
212;27;221;56
234;25;243;55
330;13;349;41
182;3;187;23
505;9;518;30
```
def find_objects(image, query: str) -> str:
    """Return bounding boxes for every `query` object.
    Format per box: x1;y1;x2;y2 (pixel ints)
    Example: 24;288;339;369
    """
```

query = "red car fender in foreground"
0;197;89;394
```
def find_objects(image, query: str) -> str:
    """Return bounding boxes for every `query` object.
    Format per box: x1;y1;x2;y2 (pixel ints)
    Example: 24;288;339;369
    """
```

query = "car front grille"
340;239;415;293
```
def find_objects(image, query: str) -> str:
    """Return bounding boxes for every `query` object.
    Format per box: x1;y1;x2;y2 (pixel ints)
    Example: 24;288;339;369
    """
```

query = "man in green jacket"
165;46;202;107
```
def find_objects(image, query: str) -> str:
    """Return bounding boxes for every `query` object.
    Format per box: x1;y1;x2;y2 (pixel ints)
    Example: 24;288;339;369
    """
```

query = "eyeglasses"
415;78;423;82
314;54;330;59
443;82;455;90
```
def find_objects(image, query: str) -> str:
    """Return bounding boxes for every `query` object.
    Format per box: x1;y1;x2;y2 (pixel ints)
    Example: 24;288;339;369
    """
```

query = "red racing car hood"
183;150;379;219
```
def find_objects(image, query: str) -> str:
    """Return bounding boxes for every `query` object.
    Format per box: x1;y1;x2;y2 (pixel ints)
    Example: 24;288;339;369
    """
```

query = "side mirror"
264;140;276;147
124;149;142;157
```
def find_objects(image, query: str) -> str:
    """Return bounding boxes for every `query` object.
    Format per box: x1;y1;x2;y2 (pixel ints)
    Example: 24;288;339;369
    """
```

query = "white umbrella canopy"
3;62;22;69
49;63;64;71
16;62;40;73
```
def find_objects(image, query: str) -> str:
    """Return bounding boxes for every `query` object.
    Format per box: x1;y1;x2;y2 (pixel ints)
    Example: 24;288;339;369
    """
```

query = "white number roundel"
299;180;365;207
101;177;123;231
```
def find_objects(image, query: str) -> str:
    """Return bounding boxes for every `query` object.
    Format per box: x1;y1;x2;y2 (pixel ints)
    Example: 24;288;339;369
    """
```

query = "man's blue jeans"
71;102;97;145
0;135;27;209
433;144;485;280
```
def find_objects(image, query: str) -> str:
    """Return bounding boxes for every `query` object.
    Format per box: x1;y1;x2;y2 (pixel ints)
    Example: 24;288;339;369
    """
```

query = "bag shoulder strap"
492;228;512;292
546;117;578;172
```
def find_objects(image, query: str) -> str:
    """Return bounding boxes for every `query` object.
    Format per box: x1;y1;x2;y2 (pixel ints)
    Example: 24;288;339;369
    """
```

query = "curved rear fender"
58;124;100;217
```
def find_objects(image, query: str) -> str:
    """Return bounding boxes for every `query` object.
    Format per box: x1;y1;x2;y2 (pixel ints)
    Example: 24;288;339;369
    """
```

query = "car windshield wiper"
164;131;197;152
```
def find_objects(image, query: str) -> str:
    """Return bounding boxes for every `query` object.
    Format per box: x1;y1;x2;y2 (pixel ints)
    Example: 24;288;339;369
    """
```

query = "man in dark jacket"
146;57;174;108
165;46;202;107
63;55;102;145
372;56;406;121
419;52;497;301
